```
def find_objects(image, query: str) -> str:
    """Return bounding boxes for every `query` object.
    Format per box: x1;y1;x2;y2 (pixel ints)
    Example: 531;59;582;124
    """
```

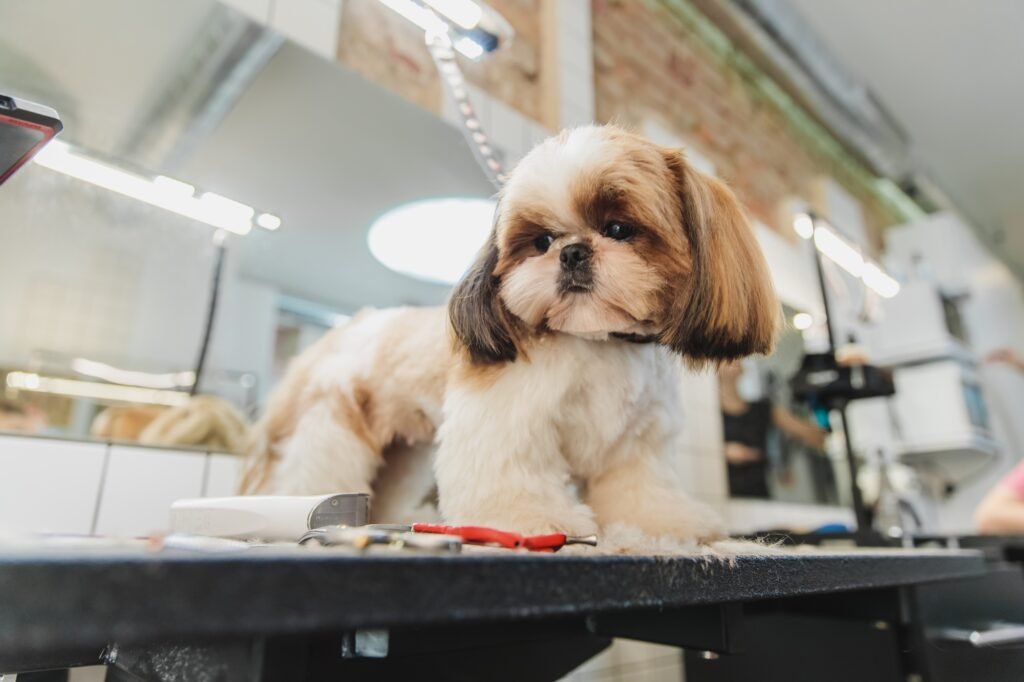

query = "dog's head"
450;125;778;365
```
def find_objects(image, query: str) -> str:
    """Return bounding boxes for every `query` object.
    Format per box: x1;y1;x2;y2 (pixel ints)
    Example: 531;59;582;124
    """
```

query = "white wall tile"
270;0;341;58
94;446;206;537
205;453;243;497
0;436;106;535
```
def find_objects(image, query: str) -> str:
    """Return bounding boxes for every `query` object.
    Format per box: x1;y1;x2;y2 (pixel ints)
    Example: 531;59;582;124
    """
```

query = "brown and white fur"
240;125;778;545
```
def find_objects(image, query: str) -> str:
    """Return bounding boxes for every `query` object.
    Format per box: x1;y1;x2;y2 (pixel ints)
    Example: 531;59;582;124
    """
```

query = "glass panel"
0;0;492;450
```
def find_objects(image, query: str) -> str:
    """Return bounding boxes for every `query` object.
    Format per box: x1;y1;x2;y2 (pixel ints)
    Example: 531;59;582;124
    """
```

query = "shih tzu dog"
241;125;778;545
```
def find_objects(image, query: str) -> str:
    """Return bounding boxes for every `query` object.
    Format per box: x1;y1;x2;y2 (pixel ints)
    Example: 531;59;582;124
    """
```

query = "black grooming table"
0;545;991;681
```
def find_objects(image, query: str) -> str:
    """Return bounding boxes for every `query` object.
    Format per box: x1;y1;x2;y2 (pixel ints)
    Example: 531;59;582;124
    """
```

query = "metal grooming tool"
170;493;369;542
299;526;462;553
367;523;598;552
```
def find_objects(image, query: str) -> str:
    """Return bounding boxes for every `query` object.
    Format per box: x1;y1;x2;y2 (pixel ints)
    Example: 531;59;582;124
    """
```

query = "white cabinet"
0;435;106;535
93;446;205;537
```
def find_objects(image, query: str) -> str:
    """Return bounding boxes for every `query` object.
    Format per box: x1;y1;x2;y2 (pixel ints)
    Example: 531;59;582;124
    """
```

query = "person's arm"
772;404;827;450
975;485;1024;534
985;348;1024;372
724;441;762;464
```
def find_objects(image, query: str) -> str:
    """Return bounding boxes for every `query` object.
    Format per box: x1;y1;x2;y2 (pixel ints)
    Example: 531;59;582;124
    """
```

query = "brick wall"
592;0;899;240
337;0;545;122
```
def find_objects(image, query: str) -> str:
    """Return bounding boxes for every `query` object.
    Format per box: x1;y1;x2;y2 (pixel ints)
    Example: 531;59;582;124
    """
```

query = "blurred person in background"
0;399;45;434
974;347;1024;533
719;360;828;498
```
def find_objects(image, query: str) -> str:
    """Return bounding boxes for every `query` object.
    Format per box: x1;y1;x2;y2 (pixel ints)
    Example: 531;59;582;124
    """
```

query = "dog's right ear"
448;232;520;364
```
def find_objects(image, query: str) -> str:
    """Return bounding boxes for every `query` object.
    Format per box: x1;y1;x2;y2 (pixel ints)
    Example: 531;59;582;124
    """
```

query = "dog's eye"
602;221;635;241
533;233;555;253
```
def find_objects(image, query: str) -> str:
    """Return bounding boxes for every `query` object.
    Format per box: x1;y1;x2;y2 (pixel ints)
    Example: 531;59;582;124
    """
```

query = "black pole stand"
191;232;227;397
809;219;872;537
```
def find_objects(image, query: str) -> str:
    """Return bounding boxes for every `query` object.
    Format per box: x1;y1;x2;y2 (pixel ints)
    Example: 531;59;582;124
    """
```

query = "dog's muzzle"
559;243;593;293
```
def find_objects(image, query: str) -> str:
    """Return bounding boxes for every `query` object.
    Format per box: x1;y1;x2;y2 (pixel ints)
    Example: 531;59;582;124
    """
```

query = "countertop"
0;544;988;656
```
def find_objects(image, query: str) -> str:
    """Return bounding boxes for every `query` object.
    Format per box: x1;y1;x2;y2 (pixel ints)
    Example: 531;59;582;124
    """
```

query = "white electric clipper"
170;493;369;542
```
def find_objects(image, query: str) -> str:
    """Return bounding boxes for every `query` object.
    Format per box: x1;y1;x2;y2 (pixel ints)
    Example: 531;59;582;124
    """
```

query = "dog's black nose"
560;243;592;270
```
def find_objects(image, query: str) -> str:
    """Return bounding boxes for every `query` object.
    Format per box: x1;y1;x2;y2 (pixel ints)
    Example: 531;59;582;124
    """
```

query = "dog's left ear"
448;231;521;364
660;150;779;363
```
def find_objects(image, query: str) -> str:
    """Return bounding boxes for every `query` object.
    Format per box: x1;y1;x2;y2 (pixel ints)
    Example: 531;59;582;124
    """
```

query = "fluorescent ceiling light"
793;212;814;239
423;0;483;29
794;213;901;298
792;312;814;331
378;0;487;59
6;371;190;407
198;192;255;226
453;36;485;60
153;175;195;197
813;224;864;277
33;141;279;235
862;261;900;298
71;358;195;389
378;0;448;34
368;197;495;285
257;212;282;230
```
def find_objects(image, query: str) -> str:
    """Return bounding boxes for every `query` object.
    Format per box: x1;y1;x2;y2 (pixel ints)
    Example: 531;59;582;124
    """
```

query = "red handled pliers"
368;523;598;552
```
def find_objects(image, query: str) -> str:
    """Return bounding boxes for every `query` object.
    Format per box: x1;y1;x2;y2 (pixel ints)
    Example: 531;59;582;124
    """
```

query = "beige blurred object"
138;395;250;453
0;399;46;434
985;347;1024;372
835;341;870;366
91;404;168;441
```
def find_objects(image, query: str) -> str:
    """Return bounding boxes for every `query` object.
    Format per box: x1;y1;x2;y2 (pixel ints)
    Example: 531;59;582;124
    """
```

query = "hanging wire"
425;30;507;191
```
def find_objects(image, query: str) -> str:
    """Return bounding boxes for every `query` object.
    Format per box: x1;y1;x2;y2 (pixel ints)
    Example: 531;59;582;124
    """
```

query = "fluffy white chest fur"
464;332;679;481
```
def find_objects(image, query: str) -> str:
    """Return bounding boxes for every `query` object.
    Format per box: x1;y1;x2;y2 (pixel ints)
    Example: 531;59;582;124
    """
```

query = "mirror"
719;305;842;505
0;0;493;451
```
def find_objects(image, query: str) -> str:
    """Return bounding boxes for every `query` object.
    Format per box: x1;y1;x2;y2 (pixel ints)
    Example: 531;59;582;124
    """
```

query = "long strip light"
378;0;489;59
794;212;901;299
6;371;189;407
71;358;196;390
813;224;864;277
33;141;281;235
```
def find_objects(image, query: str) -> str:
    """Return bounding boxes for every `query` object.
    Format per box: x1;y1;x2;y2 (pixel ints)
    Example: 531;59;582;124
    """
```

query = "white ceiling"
788;0;1024;276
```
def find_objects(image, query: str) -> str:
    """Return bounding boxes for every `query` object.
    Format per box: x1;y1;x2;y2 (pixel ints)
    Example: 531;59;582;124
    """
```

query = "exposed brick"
592;0;898;237
337;0;544;122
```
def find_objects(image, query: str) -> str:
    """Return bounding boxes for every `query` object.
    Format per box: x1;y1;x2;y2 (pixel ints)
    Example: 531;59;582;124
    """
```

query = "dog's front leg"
434;385;597;537
587;427;726;543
